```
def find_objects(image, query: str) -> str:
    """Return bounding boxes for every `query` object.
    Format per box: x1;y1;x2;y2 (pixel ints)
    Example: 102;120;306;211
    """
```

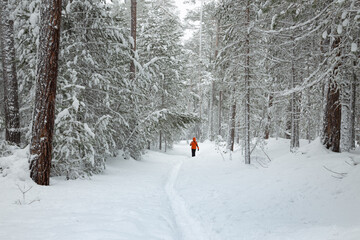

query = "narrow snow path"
164;157;210;240
2;140;360;240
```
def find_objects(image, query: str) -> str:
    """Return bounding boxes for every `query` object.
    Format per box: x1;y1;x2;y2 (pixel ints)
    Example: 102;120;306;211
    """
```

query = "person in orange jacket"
190;137;199;157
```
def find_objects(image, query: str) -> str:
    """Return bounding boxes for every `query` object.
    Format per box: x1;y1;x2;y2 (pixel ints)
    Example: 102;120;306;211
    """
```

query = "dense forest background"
0;0;359;182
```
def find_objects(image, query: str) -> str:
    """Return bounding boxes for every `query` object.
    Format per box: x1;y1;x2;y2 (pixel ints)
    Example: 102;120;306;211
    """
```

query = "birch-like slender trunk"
0;0;20;145
29;0;62;185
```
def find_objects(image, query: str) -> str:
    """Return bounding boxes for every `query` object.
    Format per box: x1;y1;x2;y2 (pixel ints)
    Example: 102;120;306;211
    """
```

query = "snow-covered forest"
1;0;360;239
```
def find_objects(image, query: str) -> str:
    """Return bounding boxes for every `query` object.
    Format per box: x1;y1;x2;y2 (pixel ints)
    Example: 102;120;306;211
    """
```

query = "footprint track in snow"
165;157;216;240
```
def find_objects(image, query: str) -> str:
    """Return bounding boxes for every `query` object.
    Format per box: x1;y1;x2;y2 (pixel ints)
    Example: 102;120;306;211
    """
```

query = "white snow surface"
1;138;360;240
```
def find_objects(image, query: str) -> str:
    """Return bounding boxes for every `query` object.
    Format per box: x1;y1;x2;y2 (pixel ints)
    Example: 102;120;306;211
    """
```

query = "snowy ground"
1;139;360;240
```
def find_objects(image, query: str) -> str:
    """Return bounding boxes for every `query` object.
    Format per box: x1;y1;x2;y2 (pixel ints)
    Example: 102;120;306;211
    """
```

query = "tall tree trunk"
208;80;214;140
29;0;62;185
218;90;222;136
350;64;356;149
159;130;162;151
322;38;342;153
323;80;341;152
0;0;20;145
215;18;221;138
130;0;136;79
227;87;236;151
197;0;204;140
264;94;273;139
340;71;352;152
285;102;291;139
244;0;251;164
290;41;300;151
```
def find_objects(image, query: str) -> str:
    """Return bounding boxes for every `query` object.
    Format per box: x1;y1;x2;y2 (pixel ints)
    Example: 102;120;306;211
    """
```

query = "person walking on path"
190;137;199;157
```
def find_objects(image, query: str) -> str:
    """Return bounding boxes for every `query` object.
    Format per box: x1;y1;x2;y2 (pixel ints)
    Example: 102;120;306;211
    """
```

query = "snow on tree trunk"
29;0;62;185
244;0;251;165
340;71;352;152
264;94;273;139
227;88;236;151
215;19;222;138
322;37;342;153
208;78;214;141
290;41;300;152
322;78;341;153
218;90;222;136
130;0;137;80
350;66;356;149
0;0;20;145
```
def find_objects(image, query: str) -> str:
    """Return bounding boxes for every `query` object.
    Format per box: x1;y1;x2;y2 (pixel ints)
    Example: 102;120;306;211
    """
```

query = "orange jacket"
190;138;199;150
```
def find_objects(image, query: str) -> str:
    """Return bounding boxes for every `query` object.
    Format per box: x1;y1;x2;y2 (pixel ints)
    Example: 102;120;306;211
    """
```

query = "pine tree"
0;0;20;145
29;0;62;185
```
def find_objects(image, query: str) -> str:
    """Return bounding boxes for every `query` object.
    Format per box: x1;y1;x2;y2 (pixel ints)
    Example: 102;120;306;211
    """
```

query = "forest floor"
1;138;360;240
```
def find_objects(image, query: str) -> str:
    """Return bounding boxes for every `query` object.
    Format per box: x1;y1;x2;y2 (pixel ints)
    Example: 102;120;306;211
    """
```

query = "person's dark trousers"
192;149;196;157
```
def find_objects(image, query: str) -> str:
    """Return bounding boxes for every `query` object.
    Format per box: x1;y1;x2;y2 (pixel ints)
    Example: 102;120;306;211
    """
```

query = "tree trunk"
323;80;341;152
218;90;222;136
350;62;356;149
29;0;62;185
285;102;291;139
197;0;204;140
340;71;352;152
290;43;300;151
0;0;20;145
264;94;273;139
208;79;215;140
322;38;342;153
159;131;162;150
227;91;236;151
244;0;251;164
130;0;136;79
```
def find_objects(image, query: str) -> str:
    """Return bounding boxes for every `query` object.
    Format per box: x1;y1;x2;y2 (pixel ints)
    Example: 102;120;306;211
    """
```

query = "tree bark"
323;80;341;152
290;41;300;152
218;90;222;136
244;0;251;164
228;88;236;151
130;0;137;79
350;62;356;149
208;75;215;141
30;0;62;185
340;71;352;152
322;38;342;153
159;130;162;150
0;0;20;145
264;94;273;139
